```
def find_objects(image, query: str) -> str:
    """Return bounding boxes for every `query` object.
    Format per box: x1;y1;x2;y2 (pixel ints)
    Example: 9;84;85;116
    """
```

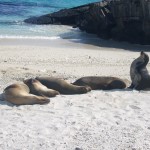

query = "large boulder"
24;4;90;25
24;0;150;45
25;1;115;40
110;0;150;44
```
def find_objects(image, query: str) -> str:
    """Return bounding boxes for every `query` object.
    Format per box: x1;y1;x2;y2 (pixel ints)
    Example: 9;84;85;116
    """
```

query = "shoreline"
1;37;150;50
0;37;101;49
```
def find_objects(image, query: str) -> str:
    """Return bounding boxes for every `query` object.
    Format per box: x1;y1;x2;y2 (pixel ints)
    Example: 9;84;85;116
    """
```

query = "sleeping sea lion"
129;51;150;90
3;83;50;105
24;78;60;97
73;76;127;90
35;77;91;94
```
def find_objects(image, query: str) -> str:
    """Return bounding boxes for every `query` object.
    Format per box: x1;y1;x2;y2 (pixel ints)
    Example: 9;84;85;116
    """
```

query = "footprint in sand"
129;105;141;110
75;148;83;150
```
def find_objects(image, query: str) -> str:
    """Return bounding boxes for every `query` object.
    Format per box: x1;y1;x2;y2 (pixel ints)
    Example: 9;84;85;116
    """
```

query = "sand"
0;38;150;150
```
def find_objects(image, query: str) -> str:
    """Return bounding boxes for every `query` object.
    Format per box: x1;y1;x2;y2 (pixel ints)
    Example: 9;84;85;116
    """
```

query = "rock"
24;4;90;25
110;0;150;44
24;0;150;45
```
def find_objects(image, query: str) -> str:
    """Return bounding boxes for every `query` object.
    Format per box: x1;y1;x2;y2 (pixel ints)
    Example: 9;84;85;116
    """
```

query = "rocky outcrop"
24;0;150;45
110;0;150;44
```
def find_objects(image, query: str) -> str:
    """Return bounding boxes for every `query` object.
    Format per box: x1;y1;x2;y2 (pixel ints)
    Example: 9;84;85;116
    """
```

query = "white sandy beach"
0;38;150;150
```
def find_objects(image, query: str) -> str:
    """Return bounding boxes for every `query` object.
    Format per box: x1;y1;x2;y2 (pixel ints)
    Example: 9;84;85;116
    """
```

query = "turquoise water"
0;0;100;39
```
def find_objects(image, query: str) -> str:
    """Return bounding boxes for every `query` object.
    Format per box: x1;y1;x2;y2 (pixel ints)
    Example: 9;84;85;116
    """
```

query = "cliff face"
110;0;150;44
24;0;150;45
76;1;115;39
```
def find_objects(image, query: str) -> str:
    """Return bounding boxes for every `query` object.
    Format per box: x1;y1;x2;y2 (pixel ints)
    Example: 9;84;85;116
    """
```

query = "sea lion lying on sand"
129;51;150;90
35;76;91;94
24;78;59;97
3;83;50;105
73;76;127;90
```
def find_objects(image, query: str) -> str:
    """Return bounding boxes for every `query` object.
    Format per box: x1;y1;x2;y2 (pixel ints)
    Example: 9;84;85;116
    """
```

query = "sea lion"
3;83;50;105
24;78;60;97
129;51;150;90
73;76;127;90
35;77;91;94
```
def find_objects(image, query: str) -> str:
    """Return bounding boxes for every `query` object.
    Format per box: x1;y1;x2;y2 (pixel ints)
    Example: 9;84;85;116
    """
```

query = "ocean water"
0;0;100;39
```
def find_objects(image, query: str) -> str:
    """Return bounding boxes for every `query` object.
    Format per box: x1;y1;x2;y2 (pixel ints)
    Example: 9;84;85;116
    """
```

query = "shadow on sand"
59;30;150;52
0;93;13;106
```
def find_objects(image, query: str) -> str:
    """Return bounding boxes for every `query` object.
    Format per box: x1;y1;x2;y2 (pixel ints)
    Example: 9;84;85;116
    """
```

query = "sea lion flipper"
128;83;134;89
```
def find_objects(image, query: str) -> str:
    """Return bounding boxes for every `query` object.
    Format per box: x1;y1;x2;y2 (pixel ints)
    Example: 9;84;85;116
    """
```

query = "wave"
0;21;24;25
0;35;61;40
0;2;66;9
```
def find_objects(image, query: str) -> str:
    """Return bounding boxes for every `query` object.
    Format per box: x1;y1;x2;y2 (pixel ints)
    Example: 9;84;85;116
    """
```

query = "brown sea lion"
73;76;127;90
24;78;60;97
35;77;91;94
129;51;150;90
3;83;50;105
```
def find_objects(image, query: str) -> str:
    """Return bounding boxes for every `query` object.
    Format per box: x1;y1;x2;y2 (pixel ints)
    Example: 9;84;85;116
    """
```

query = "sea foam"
0;35;61;40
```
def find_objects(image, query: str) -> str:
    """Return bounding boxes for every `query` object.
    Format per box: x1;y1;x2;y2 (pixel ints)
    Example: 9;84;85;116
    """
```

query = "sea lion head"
24;78;39;87
24;78;60;97
139;51;149;68
24;78;50;91
23;78;47;94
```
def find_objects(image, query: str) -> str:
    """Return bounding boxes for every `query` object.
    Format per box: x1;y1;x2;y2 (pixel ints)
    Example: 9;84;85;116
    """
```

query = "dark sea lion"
73;76;127;90
3;83;50;105
129;51;150;90
24;78;60;97
35;77;91;94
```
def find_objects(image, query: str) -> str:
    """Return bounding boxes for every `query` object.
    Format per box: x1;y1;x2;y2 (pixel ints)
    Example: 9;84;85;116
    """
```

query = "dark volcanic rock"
110;0;150;44
24;0;150;45
24;4;90;25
